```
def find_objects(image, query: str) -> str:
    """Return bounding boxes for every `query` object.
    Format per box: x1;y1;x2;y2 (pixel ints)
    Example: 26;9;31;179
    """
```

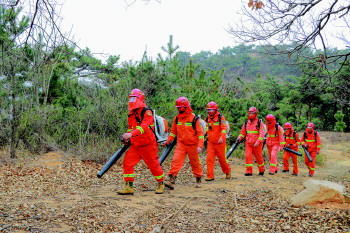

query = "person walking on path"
163;97;205;189
204;101;231;181
300;122;322;177
265;114;285;175
236;107;265;176
118;89;165;195
282;122;300;176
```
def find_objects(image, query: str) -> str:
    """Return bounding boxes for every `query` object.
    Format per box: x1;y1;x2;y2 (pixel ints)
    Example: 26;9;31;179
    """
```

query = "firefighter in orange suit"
118;89;165;195
265;114;285;175
282;122;300;176
204;101;231;181
300;122;322;177
236;107;265;176
163;97;205;189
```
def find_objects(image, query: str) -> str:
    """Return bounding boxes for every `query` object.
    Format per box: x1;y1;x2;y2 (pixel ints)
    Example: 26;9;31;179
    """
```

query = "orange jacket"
127;108;156;147
238;118;265;145
283;130;300;150
266;124;285;148
206;112;227;144
300;131;322;152
166;113;205;148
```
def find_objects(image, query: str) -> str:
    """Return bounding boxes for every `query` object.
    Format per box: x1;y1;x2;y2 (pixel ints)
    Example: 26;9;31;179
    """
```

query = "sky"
60;0;240;62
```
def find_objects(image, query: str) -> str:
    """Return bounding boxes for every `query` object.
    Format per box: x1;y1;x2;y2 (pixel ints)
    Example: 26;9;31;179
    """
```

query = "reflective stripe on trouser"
245;143;265;173
267;144;279;173
304;151;317;175
168;141;203;177
206;141;231;179
123;143;164;182
282;150;298;174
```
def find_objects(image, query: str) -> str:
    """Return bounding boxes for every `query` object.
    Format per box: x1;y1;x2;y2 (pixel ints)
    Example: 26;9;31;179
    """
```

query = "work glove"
235;138;241;143
122;133;132;141
218;138;224;144
279;146;284;152
196;147;203;154
316;150;320;154
161;142;168;147
253;141;260;147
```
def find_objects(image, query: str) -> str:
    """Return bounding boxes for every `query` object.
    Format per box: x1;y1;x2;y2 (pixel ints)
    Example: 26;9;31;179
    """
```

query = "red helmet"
283;122;292;129
266;114;276;123
206;101;218;110
128;89;145;101
307;122;315;129
266;114;275;120
248;107;258;113
175;97;190;108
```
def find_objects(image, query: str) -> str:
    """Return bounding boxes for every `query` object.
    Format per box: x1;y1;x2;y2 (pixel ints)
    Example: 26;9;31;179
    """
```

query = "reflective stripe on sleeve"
136;126;144;134
154;173;165;180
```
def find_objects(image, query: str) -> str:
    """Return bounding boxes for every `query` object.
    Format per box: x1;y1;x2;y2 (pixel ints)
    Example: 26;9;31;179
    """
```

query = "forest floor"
0;132;349;233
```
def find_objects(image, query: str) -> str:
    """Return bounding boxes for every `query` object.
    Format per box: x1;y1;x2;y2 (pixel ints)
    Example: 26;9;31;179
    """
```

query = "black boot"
165;174;177;190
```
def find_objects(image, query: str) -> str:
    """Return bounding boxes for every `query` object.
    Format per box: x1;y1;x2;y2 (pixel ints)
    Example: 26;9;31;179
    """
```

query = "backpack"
303;131;318;144
140;108;169;143
205;113;230;138
244;119;266;137
175;114;202;133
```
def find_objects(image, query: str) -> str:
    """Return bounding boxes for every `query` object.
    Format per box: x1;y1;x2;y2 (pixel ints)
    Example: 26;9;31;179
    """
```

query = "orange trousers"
267;144;279;173
245;143;265;174
282;151;298;174
206;141;231;179
123;143;164;182
304;151;317;175
168;142;203;178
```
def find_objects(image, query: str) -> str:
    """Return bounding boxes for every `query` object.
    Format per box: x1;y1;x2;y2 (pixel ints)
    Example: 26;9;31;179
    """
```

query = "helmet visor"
129;96;137;102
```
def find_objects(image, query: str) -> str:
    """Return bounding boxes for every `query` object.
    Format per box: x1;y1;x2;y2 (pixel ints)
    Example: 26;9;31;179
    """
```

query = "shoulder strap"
205;116;208;123
218;113;222;125
314;131;317;144
140;107;152;122
257;119;261;130
192;115;199;130
275;123;279;136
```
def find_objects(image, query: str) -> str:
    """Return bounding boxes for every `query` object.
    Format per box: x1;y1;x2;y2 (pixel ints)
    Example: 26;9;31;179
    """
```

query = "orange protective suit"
300;127;322;176
166;108;204;178
123;107;164;182
237;118;265;175
205;112;231;179
282;129;300;175
266;124;285;174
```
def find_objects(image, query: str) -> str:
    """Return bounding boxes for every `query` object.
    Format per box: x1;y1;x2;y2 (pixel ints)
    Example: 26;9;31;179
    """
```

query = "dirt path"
0;132;349;232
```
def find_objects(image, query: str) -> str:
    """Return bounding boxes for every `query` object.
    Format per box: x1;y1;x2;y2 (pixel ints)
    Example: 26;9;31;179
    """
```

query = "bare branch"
229;0;350;72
